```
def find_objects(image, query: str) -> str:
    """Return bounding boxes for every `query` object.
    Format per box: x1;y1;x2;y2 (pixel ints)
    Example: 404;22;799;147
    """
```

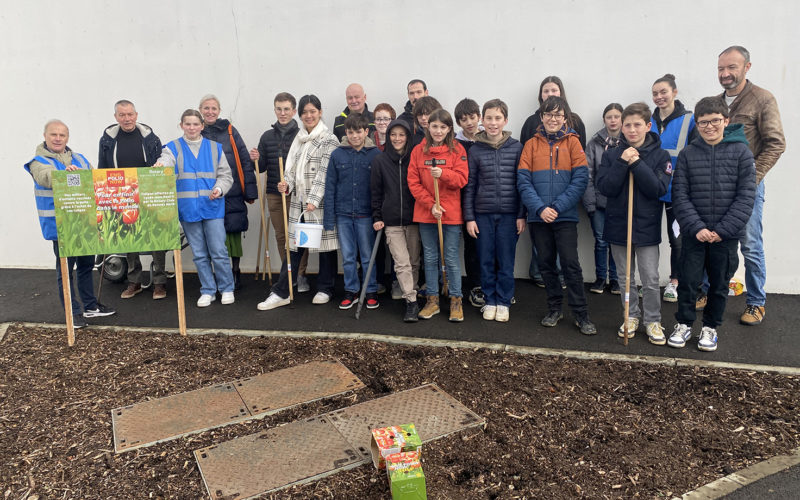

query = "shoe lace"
744;305;760;316
700;327;716;343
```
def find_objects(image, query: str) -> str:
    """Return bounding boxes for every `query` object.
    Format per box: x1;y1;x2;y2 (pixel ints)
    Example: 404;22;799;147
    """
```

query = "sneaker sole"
366;304;380;310
648;336;667;346
663;296;678;303
740;318;763;326
610;290;621;295
495;317;509;323
121;291;142;299
698;343;718;352
418;310;440;320
339;301;358;310
449;317;464;322
667;339;688;348
257;299;290;311
83;311;116;318
589;289;604;294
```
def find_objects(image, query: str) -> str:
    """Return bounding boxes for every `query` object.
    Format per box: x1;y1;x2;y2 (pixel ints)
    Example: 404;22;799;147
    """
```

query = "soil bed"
1;324;798;499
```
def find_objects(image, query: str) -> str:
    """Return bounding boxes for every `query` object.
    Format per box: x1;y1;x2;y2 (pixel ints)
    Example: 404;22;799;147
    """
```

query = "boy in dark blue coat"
668;97;756;352
596;103;671;345
323;113;381;310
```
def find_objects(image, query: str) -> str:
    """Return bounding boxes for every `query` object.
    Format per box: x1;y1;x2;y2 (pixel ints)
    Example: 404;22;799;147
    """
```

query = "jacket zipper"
710;144;716;231
398;157;403;225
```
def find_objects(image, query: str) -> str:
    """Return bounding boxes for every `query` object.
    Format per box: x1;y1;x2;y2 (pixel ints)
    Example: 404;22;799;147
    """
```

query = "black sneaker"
575;317;597;335
609;280;621;295
541;310;563;327
532;276;545;288
72;314;87;329
339;291;358;310
83;303;116;318
366;293;380;309
469;287;485;308
589;278;606;294
403;300;420;322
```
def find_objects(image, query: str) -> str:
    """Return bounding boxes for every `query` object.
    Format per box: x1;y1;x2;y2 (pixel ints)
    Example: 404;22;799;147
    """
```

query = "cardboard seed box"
370;423;422;469
387;451;426;500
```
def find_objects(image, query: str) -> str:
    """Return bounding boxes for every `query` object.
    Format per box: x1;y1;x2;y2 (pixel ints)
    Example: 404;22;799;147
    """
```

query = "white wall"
3;1;798;292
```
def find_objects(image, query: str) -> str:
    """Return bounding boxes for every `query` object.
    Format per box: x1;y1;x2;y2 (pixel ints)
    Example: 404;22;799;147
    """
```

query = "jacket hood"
102;122;155;140
339;135;376;148
404;100;413;113
383;119;412;161
653;100;691;130
205;118;231;133
620;130;663;154
474;130;512;149
721;123;749;145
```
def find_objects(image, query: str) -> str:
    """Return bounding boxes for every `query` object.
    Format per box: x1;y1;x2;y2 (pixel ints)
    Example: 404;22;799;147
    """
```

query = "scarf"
274;119;299;138
285;120;329;203
604;134;621;151
537;124;568;145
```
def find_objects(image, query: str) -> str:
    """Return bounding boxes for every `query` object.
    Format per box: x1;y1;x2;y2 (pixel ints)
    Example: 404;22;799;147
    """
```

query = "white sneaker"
297;274;310;293
197;294;215;307
481;305;497;321
663;282;678;303
668;323;692;348
312;292;331;304
646;322;666;345
618;317;640;338
495;305;510;323
698;326;718;352
257;292;290;311
221;291;235;305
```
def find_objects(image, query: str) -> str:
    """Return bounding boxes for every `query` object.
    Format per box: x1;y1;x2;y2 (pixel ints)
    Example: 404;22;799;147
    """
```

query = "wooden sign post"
60;257;76;346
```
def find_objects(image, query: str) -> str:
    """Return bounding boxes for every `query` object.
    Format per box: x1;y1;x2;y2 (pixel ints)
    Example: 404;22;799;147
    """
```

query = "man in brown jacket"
717;45;786;326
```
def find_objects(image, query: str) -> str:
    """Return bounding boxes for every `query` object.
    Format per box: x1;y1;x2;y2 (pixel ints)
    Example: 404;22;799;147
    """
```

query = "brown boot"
120;283;142;299
418;295;440;319
449;296;464;322
740;305;765;325
152;284;167;300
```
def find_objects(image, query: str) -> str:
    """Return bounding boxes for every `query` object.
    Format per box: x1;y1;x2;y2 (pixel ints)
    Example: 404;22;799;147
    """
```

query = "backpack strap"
228;123;246;190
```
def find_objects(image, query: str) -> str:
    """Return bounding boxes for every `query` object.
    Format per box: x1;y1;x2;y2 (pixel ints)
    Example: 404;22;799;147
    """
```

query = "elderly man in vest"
332;83;376;141
98;99;167;300
717;46;786;326
25;119;116;329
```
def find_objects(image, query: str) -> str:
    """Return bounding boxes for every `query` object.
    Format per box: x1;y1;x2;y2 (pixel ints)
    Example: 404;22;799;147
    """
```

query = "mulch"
1;324;798;499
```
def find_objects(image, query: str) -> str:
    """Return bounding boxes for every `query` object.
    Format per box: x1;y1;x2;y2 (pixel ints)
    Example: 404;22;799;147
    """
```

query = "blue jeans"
741;181;766;306
52;241;97;315
337;215;377;293
589;208;617;281
182;218;234;296
475;213;518;307
419;222;462;297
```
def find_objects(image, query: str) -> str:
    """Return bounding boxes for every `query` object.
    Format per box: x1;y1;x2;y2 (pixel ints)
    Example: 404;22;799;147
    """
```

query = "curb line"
8;321;800;376
677;447;800;499
0;322;9;342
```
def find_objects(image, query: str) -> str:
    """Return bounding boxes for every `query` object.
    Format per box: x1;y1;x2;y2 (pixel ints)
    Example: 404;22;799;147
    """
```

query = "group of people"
26;46;785;352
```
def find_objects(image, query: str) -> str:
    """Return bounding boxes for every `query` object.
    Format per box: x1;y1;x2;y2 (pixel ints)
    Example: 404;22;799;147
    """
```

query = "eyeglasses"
542;112;565;121
697;118;724;128
374;117;392;123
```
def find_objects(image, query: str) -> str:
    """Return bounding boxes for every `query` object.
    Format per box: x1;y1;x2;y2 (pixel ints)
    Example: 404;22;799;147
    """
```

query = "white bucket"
294;210;323;249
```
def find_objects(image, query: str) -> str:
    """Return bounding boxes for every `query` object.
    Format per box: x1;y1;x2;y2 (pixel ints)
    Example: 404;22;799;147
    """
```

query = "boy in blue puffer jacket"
668;97;755;352
464;99;525;323
323;113;381;310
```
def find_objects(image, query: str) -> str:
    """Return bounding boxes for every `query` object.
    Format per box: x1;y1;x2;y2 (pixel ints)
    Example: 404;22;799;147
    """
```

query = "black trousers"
461;224;481;291
531;221;587;317
675;237;738;328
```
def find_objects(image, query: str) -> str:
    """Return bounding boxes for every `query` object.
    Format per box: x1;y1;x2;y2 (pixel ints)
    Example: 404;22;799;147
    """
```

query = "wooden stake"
60;256;75;346
433;175;448;296
174;248;187;336
253;159;271;283
623;171;634;346
279;157;293;302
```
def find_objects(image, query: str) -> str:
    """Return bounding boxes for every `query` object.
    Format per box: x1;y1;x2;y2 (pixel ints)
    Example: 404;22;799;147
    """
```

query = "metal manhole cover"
194;416;363;500
234;360;364;415
112;361;364;453
325;384;485;460
112;383;249;453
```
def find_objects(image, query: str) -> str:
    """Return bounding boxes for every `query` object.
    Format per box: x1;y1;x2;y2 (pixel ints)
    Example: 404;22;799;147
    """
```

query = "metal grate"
234;360;364;415
194;416;363;500
112;383;248;453
194;384;485;498
112;361;364;453
326;384;485;460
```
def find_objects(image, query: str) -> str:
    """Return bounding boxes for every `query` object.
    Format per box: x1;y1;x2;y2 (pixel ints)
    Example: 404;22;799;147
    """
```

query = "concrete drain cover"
194;384;484;498
112;361;364;453
326;384;485;460
195;416;362;499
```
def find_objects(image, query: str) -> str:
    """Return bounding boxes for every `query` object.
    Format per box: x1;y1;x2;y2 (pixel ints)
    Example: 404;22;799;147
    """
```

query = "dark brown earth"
1;324;798;499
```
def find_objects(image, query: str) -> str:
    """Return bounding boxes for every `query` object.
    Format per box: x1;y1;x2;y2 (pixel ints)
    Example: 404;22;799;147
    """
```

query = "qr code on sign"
66;174;81;187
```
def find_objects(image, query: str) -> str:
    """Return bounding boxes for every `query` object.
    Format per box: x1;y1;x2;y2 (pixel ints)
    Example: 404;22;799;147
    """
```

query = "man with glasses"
716;46;785;326
250;92;310;291
332;83;376;141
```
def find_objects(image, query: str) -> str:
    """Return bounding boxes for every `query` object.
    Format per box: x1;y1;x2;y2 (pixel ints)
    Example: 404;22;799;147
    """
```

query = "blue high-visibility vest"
166;138;225;222
651;112;695;203
24;152;90;241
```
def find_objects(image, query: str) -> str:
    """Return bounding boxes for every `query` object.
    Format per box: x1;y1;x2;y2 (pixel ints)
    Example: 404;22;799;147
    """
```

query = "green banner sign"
52;167;181;257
